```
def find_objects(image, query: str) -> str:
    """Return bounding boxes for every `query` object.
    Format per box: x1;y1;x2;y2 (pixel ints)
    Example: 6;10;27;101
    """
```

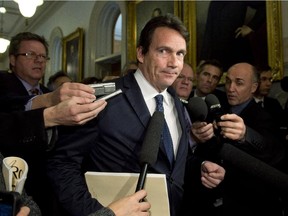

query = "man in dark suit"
47;14;225;216
191;62;285;216
0;32;109;215
190;59;229;112
253;65;284;132
0;32;51;113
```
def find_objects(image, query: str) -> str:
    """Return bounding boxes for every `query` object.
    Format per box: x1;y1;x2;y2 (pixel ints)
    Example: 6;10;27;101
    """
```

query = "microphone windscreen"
139;111;164;165
205;94;221;109
281;76;288;92
219;143;288;194
186;97;208;122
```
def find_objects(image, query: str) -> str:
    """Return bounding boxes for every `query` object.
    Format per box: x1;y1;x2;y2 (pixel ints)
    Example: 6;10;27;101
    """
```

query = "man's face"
172;64;194;100
137;27;186;92
258;70;273;96
196;65;221;96
225;63;258;106
10;40;47;86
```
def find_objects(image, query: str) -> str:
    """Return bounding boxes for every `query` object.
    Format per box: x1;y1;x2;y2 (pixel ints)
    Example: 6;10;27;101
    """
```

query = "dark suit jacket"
262;96;285;128
0;71;53;215
0;109;47;151
222;99;285;216
0;72;50;112
184;99;286;216
47;72;193;216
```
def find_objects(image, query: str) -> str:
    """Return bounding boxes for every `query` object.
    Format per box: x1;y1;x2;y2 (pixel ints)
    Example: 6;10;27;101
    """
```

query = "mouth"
33;67;42;71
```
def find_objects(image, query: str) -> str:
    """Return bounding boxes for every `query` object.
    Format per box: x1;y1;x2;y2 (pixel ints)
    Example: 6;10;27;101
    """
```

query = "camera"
0;191;21;216
89;82;116;96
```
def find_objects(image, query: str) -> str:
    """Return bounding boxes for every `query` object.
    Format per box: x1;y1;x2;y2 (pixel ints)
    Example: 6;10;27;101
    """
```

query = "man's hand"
235;25;253;38
218;114;246;141
191;122;214;143
201;161;225;189
16;206;30;216
44;97;107;127
108;190;151;216
32;82;96;109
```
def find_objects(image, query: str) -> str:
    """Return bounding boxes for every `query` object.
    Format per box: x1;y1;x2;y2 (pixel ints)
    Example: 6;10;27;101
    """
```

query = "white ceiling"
0;0;63;43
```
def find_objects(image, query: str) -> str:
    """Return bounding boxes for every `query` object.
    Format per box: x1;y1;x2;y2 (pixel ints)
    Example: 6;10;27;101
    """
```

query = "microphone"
219;143;288;194
205;94;225;123
135;111;164;192
186;97;208;122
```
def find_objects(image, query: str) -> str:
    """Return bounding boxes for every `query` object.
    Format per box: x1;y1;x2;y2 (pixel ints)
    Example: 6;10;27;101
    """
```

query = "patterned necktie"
155;94;174;166
30;88;40;95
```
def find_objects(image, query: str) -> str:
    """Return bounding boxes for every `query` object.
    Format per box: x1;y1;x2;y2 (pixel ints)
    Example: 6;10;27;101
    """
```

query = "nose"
226;82;234;92
167;53;178;68
35;55;45;63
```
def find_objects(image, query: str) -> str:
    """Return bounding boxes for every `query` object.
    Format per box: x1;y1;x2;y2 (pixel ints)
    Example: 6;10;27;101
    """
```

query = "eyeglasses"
177;74;194;82
15;52;50;61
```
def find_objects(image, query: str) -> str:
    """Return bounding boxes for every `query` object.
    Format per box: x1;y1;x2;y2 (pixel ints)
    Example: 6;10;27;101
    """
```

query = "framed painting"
62;28;84;82
183;1;283;81
127;1;182;63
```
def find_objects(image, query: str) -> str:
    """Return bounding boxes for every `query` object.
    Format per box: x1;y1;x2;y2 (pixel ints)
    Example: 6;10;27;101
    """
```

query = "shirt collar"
134;69;170;106
230;99;252;115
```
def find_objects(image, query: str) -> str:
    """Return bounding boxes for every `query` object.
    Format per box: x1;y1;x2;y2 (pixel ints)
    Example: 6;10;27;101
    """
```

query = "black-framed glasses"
15;52;50;61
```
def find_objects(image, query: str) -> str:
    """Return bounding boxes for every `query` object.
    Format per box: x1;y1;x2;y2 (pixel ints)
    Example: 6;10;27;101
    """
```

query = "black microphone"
135;111;164;192
205;94;225;123
186;97;208;122
219;143;288;194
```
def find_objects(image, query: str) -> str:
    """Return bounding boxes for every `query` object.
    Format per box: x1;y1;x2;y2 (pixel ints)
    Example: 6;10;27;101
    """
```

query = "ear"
251;82;258;94
9;55;16;68
136;47;144;64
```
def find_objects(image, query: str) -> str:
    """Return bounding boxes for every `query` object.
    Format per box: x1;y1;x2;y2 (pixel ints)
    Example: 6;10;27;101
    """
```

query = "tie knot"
30;88;39;95
155;94;164;112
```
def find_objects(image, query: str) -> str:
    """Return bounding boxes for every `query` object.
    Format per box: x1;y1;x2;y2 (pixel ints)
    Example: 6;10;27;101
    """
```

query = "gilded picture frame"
183;1;283;81
62;28;84;82
127;1;183;63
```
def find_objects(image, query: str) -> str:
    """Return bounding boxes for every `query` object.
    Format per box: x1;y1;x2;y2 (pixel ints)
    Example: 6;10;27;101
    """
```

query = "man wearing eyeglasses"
172;63;194;102
5;32;50;94
0;32;72;216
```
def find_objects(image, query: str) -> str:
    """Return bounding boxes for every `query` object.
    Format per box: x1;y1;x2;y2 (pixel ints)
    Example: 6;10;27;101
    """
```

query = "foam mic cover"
219;143;288;194
139;111;164;165
281;76;288;92
186;97;208;122
136;111;164;192
205;94;224;123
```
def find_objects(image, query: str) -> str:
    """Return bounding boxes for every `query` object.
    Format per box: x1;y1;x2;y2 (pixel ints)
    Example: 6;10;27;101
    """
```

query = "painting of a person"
66;42;79;82
199;0;267;71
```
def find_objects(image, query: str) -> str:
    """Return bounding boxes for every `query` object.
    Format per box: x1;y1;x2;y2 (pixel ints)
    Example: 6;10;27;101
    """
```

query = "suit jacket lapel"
121;72;151;128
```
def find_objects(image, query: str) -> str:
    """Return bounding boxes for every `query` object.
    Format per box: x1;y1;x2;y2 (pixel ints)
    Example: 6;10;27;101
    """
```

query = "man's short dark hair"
137;13;189;55
9;32;49;56
196;59;224;76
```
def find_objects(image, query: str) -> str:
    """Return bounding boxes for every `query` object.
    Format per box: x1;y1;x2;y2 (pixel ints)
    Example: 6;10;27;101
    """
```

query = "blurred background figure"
81;76;102;84
253;65;284;129
172;63;194;102
47;70;72;91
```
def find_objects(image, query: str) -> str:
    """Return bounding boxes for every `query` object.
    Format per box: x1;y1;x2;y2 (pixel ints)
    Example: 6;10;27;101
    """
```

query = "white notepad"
85;172;170;216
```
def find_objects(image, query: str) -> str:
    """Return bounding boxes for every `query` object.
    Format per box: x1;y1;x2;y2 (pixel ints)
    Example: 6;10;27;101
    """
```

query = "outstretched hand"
217;114;246;141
